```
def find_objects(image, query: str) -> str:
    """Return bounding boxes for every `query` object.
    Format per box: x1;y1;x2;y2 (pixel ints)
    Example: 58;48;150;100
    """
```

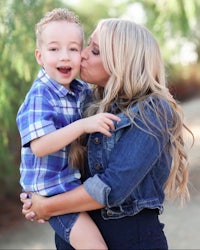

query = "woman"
21;18;193;249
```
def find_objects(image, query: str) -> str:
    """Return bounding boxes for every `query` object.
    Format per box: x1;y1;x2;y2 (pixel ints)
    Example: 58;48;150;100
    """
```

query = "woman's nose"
81;48;88;60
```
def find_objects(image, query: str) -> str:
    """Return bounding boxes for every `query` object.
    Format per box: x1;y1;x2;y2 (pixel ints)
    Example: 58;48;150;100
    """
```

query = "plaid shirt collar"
37;67;82;98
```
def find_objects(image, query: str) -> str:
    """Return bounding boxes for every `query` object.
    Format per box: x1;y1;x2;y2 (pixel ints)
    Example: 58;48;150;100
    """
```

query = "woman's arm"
21;185;104;221
31;113;120;157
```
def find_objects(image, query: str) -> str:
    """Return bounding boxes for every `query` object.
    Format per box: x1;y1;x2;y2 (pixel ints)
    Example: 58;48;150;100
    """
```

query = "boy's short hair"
35;8;83;47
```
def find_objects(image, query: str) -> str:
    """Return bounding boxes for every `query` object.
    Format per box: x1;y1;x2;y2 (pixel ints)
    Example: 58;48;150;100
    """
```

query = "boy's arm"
31;113;120;157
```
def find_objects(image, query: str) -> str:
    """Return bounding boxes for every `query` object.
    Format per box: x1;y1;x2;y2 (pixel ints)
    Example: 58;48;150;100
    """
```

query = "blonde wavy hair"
71;18;194;204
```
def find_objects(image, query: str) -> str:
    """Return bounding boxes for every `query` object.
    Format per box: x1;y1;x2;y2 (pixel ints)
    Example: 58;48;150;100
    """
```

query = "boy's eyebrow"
70;40;82;45
47;40;82;45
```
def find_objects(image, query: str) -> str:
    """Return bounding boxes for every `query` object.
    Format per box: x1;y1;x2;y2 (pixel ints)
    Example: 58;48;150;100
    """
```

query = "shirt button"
94;163;101;170
94;137;100;144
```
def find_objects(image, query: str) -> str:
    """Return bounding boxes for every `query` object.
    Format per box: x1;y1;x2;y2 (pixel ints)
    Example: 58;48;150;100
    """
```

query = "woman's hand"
20;186;104;222
20;193;49;223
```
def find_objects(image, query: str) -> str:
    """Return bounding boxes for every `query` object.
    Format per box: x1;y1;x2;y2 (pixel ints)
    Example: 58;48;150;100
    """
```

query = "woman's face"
80;31;110;87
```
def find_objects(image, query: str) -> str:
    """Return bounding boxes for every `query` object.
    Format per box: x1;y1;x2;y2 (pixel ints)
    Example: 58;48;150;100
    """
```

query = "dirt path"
0;98;199;250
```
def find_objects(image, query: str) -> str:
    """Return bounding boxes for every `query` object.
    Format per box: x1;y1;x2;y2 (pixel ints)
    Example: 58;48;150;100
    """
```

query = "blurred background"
0;0;200;249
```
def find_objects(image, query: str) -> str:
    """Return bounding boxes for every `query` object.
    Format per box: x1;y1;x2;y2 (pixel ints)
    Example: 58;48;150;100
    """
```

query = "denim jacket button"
107;210;113;216
94;137;100;144
94;163;101;170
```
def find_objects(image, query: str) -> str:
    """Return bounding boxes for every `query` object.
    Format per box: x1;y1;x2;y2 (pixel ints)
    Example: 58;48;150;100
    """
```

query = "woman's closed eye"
92;48;100;55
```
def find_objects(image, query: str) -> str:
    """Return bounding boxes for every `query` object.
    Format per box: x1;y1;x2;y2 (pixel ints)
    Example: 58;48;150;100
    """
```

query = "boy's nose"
60;50;70;60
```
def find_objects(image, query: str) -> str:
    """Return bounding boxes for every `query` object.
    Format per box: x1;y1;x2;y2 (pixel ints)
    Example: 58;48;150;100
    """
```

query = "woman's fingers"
20;192;28;200
22;200;32;210
22;208;36;219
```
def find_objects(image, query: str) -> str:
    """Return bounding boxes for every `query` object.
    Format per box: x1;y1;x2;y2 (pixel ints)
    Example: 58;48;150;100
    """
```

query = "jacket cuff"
83;175;111;205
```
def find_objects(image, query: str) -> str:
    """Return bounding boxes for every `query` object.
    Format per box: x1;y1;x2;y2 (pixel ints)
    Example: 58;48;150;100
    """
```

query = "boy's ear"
35;49;43;66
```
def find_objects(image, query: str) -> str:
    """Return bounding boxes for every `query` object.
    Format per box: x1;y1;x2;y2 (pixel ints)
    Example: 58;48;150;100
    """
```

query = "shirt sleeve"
16;95;57;147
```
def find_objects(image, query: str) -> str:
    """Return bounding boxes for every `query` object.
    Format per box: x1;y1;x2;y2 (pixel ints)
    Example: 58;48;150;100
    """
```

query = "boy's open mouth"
57;66;71;74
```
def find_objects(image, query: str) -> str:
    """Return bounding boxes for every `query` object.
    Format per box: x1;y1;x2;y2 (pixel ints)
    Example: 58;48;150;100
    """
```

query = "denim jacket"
83;97;173;219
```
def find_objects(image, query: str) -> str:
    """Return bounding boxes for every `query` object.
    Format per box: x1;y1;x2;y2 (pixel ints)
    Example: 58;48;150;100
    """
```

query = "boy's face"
35;21;82;88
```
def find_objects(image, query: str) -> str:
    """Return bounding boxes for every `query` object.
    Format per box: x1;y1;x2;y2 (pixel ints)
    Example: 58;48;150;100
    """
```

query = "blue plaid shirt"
16;68;92;196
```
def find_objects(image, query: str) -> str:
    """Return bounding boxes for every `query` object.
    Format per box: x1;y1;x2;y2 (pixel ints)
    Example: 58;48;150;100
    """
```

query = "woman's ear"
35;49;43;66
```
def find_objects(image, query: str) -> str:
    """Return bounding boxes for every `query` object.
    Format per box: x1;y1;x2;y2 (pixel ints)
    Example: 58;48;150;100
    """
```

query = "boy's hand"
82;113;120;136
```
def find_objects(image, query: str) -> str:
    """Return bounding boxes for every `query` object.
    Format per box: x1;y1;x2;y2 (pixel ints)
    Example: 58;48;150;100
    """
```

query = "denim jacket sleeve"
83;99;172;207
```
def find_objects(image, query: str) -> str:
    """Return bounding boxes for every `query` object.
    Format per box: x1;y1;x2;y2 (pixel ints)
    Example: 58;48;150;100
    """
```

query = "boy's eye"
70;47;79;52
49;48;58;51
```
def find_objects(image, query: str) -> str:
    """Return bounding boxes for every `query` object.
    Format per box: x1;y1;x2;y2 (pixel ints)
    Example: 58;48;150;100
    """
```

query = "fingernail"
20;193;26;199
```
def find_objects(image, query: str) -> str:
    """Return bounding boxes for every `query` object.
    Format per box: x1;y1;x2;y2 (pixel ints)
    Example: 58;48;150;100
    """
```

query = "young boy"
16;8;119;249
